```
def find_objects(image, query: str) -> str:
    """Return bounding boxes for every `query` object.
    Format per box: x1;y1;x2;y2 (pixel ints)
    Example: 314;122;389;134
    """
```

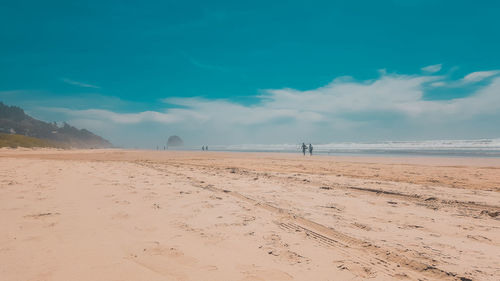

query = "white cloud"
47;108;181;124
39;69;500;146
429;70;500;88
421;64;442;73
61;78;100;89
462;71;500;83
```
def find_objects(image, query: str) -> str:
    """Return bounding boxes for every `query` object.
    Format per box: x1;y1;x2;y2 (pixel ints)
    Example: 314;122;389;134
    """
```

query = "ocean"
189;139;500;158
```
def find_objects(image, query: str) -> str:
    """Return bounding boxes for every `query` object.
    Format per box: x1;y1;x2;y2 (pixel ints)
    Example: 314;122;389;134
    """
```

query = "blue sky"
1;0;500;147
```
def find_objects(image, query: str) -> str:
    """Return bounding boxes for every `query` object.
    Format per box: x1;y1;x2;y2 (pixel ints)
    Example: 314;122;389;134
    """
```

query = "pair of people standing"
301;143;313;156
201;145;208;151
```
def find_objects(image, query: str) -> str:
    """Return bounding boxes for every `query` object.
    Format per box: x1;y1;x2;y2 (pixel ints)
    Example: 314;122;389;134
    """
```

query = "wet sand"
1;149;499;280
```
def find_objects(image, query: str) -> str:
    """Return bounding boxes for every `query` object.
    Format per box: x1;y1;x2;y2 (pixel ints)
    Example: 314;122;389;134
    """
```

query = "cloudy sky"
1;0;500;148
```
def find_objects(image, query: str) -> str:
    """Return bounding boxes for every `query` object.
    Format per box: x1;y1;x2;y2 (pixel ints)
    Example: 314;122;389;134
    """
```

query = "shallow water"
185;139;500;158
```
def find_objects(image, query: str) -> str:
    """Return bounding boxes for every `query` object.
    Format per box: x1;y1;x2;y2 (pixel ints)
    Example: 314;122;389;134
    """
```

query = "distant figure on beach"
309;143;313;156
301;143;307;155
205;145;208;151
202;146;205;151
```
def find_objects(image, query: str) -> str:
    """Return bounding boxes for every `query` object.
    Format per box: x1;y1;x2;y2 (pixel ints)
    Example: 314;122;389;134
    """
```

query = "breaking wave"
198;139;500;157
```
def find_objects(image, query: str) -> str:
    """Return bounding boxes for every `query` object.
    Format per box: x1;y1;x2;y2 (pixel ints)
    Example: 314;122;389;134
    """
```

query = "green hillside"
0;102;112;148
0;133;66;148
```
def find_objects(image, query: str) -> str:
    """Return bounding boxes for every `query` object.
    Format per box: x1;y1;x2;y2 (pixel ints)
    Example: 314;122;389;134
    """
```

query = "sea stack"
167;135;183;147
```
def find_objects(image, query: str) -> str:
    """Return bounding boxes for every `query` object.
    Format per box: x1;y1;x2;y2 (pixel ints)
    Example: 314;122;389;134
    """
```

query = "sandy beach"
1;149;499;281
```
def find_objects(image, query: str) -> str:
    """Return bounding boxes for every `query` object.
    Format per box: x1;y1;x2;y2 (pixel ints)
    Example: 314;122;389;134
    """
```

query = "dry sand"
1;149;499;281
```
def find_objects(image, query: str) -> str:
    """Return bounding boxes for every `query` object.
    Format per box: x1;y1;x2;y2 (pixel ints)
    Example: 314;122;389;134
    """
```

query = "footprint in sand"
238;265;293;281
261;233;308;265
126;241;199;281
333;260;376;279
352;222;372;231
111;212;130;219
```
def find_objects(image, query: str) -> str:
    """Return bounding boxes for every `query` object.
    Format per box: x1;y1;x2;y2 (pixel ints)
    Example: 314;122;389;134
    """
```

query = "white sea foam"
203;139;500;155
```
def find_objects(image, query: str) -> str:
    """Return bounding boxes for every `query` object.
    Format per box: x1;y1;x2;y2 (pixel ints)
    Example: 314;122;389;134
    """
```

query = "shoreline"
3;147;500;167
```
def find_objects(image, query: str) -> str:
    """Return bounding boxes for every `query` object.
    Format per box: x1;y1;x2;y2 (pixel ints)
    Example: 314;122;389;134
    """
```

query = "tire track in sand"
137;161;473;281
137;160;500;217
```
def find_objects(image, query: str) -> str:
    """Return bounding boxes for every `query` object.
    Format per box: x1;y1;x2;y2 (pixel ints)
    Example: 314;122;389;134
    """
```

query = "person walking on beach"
202;146;205;151
301;143;307;155
309;143;313;156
